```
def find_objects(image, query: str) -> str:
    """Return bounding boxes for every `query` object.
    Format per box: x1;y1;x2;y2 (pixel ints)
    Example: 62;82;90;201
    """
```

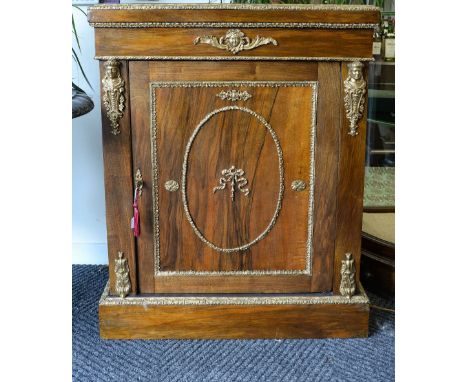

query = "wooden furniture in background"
361;213;395;297
88;3;380;339
361;55;395;297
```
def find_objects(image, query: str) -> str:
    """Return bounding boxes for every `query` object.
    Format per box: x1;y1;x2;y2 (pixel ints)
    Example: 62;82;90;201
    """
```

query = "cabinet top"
88;4;380;27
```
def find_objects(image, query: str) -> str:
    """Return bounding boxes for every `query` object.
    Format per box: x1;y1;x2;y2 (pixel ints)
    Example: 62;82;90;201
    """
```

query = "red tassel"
132;190;140;237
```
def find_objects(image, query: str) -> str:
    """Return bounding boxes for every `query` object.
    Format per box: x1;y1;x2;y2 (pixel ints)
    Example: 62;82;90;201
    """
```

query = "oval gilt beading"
181;106;284;253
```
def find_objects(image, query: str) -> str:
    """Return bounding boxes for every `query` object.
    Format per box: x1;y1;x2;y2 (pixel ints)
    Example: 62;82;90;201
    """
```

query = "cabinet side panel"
129;61;155;293
99;61;137;295
333;63;368;293
311;62;340;292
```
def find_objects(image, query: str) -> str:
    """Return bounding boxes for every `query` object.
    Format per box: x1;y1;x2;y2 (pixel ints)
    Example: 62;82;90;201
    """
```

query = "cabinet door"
130;61;340;294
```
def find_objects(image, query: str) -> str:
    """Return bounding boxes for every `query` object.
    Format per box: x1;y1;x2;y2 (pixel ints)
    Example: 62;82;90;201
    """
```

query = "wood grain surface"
99;61;137;295
129;61;325;293
332;62;368;293
129;62;154;294
94;28;373;59
99;301;369;339
88;6;380;25
155;85;311;272
310;62;341;292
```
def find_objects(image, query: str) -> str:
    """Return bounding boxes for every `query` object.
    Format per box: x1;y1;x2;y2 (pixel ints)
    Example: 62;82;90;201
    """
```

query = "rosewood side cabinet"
88;3;380;339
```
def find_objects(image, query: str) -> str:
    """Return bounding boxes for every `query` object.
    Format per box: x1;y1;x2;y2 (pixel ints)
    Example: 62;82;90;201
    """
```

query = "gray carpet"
73;265;394;381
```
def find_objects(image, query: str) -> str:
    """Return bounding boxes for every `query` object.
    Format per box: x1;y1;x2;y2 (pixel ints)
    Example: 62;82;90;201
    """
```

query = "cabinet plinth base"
99;281;369;339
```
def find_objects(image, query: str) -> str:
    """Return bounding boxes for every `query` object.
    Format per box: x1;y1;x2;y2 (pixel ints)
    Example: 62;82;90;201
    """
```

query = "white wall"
72;4;107;264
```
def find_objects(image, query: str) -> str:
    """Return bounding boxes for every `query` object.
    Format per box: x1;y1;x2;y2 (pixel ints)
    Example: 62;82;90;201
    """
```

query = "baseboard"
99;281;370;339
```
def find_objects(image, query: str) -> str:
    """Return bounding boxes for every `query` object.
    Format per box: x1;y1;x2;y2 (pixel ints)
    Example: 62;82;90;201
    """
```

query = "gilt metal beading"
100;280;370;306
182;106;283;253
150;81;317;276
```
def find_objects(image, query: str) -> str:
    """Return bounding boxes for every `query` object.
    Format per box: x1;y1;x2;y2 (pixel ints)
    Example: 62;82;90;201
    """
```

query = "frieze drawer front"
90;4;379;339
93;27;373;60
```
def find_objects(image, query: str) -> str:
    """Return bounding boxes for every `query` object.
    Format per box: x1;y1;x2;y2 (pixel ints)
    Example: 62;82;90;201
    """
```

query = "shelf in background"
368;89;395;99
370;61;395;67
368;118;395;126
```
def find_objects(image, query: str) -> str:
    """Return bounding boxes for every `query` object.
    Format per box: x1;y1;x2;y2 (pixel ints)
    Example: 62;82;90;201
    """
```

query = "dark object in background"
361;230;395;298
366;61;395;167
72;83;94;119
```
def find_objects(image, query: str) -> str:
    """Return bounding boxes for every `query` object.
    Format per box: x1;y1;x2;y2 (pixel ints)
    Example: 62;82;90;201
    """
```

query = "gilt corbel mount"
340;253;356;298
115;251;131;298
343;61;367;136
102;59;126;135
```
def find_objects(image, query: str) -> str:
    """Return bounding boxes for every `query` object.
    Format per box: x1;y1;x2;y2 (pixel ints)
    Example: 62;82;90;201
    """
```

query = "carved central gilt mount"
194;29;278;55
217;89;252;102
213;166;250;202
